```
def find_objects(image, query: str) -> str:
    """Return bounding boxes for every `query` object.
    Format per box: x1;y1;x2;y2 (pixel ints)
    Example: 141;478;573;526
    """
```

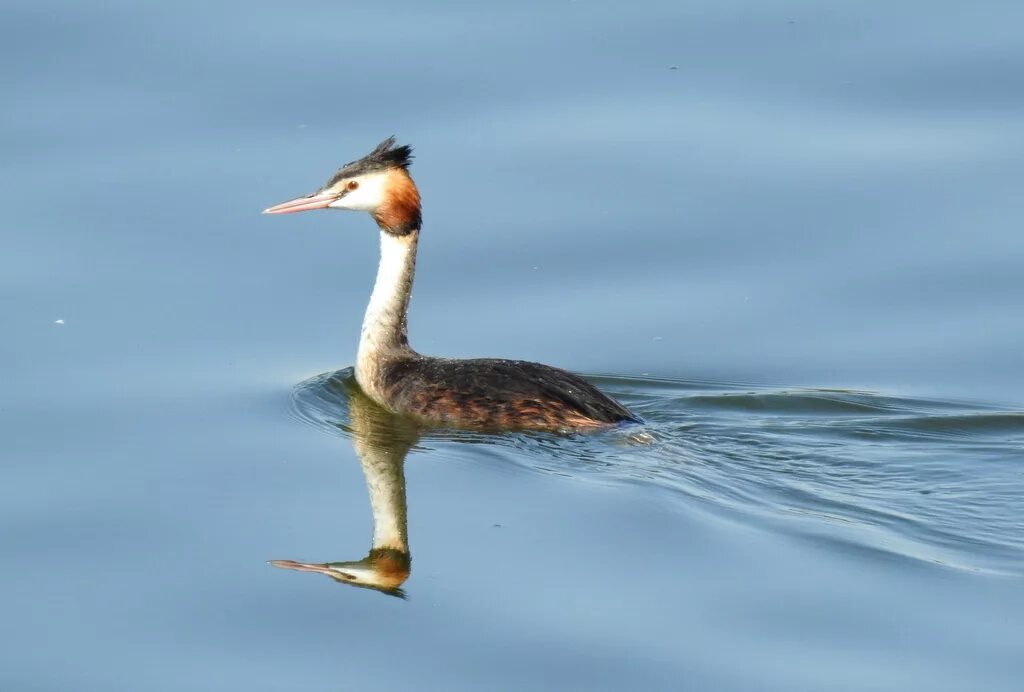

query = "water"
3;1;1024;690
295;369;1024;578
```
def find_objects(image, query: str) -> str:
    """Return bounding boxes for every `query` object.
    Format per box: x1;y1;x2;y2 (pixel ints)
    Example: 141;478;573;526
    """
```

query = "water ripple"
292;369;1024;577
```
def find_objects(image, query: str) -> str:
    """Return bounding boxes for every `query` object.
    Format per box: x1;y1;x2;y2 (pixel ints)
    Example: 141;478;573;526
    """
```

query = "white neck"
356;230;418;395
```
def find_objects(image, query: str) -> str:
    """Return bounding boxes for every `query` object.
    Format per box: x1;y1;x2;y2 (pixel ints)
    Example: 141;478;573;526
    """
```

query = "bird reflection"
270;377;421;598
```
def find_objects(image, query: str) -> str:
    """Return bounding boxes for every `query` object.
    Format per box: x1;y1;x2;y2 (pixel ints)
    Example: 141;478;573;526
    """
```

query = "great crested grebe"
263;137;639;431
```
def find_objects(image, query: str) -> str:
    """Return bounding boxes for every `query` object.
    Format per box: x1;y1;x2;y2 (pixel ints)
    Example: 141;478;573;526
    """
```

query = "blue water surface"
3;2;1023;691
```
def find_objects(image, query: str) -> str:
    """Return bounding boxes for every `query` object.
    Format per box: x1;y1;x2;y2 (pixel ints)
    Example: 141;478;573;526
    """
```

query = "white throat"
356;230;418;395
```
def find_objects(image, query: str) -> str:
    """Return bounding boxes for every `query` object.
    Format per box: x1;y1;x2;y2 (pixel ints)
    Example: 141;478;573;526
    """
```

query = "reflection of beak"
262;192;337;215
268;559;348;577
269;559;393;585
269;554;410;598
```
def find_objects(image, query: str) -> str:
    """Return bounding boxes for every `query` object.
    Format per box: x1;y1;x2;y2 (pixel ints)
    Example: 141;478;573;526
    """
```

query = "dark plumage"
376;356;640;431
323;136;414;190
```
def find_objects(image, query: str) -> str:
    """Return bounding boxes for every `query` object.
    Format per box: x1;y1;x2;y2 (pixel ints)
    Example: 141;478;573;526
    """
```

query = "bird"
263;137;639;432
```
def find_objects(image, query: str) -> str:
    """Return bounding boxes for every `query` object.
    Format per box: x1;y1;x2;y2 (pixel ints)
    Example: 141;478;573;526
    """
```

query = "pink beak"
262;192;337;215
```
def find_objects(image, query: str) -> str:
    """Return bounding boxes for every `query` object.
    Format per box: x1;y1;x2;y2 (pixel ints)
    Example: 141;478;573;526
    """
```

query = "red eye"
347;180;359;191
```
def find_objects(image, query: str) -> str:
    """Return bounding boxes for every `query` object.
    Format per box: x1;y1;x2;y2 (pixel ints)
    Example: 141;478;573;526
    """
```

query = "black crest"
324;137;414;188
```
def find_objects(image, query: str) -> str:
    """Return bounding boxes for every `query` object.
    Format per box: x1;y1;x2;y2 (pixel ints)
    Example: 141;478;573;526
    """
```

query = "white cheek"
329;173;387;211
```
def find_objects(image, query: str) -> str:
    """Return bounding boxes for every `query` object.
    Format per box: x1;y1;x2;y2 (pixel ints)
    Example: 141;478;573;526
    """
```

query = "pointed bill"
262;192;337;215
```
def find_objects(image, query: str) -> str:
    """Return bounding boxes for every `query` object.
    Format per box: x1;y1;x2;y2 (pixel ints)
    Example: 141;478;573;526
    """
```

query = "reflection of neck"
352;431;409;554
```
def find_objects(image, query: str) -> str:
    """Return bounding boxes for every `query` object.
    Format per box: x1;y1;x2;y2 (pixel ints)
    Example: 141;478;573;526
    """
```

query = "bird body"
264;138;638;432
